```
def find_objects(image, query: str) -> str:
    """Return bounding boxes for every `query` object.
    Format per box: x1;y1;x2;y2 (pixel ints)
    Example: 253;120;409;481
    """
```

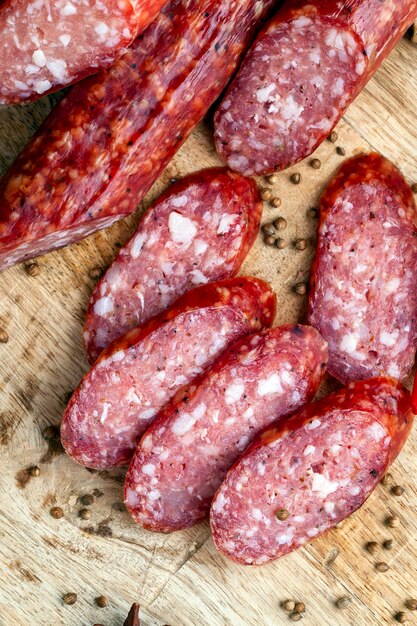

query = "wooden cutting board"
1;36;417;626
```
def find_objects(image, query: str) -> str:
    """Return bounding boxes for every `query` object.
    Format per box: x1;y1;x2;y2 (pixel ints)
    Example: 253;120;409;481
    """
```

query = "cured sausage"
0;0;166;105
214;0;417;175
124;325;328;532
83;168;262;363
308;153;417;384
61;277;276;469
0;0;274;273
210;377;413;565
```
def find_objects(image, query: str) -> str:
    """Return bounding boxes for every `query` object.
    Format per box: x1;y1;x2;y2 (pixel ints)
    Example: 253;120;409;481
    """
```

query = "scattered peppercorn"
336;596;352;609
375;562;389;573
273;217;287;231
265;174;277;184
29;465;40;477
405;599;417;611
25;262;40;277
383;539;394;550
386;515;400;528
79;508;91;520
96;595;109;608
50;507;64;519
43;425;59;440
310;158;321;169
290;173;301;185
294;602;305;613
264;235;276;247
391;485;404;497
293;283;307;295
289;612;302;622
63;592;77;605
395;611;408;623
411;183;417;194
89;267;103;280
294;239;307;251
262;223;276;236
328;131;338;143
260;188;273;201
0;329;9;343
336;146;346;156
271;197;282;208
276;509;290;521
281;600;295;612
307;207;318;219
81;494;94;506
381;473;393;486
366;541;378;555
112;501;126;512
275;238;286;249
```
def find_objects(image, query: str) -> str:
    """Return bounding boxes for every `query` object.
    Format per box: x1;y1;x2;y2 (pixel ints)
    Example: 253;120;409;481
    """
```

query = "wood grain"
0;38;416;626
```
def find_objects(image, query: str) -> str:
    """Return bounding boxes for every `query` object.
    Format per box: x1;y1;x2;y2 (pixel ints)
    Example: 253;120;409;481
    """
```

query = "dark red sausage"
83;168;262;363
214;0;417;175
0;0;275;272
61;277;276;469
210;378;413;565
0;0;166;104
124;325;328;532
308;153;417;384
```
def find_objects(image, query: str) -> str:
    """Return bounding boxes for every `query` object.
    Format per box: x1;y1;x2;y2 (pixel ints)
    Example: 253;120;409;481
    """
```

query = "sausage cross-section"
124;325;328;532
308;153;417;383
61;277;276;469
210;377;413;565
83;168;262;363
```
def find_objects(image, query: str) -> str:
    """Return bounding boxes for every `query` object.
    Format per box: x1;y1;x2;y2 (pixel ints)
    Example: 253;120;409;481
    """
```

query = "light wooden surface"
0;37;417;626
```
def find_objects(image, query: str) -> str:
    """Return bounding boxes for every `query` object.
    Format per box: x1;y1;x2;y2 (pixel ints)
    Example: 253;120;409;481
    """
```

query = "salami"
83;168;262;363
214;0;417;175
0;0;166;105
61;277;276;469
124;325;328;532
0;0;275;273
211;377;413;565
308;153;417;384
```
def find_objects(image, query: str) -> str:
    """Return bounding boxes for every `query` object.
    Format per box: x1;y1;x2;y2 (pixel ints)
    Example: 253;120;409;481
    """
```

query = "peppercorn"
366;541;378;555
328;131;338;143
391;485;404;497
310;158;321;169
29;466;40;477
81;494;94;506
0;329;9;343
89;267;103;280
273;217;287;231
50;507;64;519
63;592;77;605
43;425;59;440
281;600;295;612
270;197;282;208
336;596;352;609
293;283;307;295
260;188;273;201
289;612;302;622
405;599;417;611
395;611;408;623
262;223;276;236
275;238;286;249
95;595;109;608
386;515;400;528
276;509;290;521
25;262;40;277
264;235;276;247
307;207;318;219
79;508;91;520
294;602;305;613
381;473;393;486
265;174;277;185
383;539;394;550
336;146;346;156
375;562;389;572
294;239;307;251
411;183;417;194
290;173;301;185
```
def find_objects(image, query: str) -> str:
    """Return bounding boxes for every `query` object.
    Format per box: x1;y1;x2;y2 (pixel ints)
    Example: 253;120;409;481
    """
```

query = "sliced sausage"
61;277;276;469
214;0;417;175
124;325;328;532
0;0;275;272
210;377;413;565
308;153;417;383
83;168;261;363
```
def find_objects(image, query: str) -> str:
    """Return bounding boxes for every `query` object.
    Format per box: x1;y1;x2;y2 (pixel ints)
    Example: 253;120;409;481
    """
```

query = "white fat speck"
192;403;206;420
309;50;321;64
256;83;276;103
225;382;245;404
194;239;208;254
306;527;319;537
168;211;197;244
329;444;341;455
356;58;366;75
34;79;52;94
257;462;266;476
257;373;283;396
379;330;399;347
190;269;208;285
142;463;156;476
59;34;71;46
171;195;188;208
331;318;340;330
217;214;237;234
281;370;295;386
324;501;335;515
139;408;157;421
386;278;400;293
211;410;220;424
340;333;358;353
212;491;228;513
95;22;109;36
303;445;315;456
281;95;304;121
306;419;321;431
350;485;361;496
331;77;345;96
311;473;339;498
32;50;47;67
94;296;114;316
130;232;146;258
141;435;153;451
172;412;197;436
277;529;294;545
292;16;312;27
100;402;111;424
62;1;77;14
387;363;400;378
126;388;141;404
292;391;301;404
237;435;250;450
366;422;386;442
159;449;169;461
243;407;254;419
148;490;160;501
46;59;67;80
252;508;263;521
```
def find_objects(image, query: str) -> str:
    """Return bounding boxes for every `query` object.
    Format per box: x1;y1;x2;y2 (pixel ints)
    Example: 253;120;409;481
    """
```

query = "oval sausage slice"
210;377;413;565
124;325;328;532
61;277;276;469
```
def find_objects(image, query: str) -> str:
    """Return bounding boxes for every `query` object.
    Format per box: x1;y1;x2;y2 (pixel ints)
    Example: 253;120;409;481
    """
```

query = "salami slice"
211;377;413;565
124;325;328;532
0;0;274;273
214;0;417;175
83;168;261;363
61;277;276;469
0;0;166;105
308;153;417;384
